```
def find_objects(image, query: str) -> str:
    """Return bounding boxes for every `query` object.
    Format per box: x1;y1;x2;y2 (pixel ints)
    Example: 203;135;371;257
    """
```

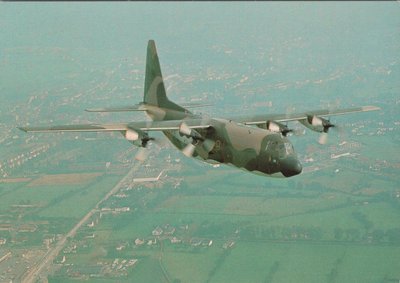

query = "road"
22;162;140;283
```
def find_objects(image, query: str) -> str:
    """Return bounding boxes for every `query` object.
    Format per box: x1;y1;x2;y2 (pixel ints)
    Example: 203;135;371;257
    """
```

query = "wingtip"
362;105;381;112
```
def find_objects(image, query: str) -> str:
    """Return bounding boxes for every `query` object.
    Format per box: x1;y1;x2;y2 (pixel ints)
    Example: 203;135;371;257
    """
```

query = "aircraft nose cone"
280;157;302;177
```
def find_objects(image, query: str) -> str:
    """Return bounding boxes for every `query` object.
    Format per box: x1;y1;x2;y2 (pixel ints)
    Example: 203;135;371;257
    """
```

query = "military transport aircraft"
19;40;380;178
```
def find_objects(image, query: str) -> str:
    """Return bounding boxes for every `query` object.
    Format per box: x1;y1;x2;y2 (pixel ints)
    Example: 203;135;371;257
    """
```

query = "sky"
0;2;398;133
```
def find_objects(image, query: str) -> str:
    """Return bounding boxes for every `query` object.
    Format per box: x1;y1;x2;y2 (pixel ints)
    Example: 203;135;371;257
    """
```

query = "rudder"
143;40;187;113
143;40;168;106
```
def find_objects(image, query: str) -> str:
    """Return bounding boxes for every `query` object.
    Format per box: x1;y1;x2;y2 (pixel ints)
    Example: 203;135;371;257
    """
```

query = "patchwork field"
28;172;103;186
48;160;399;283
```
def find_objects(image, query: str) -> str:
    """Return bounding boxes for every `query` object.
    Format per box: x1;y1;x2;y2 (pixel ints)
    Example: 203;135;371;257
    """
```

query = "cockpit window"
279;142;294;158
266;141;294;158
265;141;271;151
278;143;286;158
285;142;294;155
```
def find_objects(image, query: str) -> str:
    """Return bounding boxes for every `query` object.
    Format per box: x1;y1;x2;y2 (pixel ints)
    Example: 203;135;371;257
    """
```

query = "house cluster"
132;224;230;249
100;206;131;215
0;144;50;177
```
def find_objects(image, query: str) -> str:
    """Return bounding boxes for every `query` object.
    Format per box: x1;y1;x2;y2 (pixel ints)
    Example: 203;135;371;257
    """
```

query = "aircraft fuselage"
146;105;302;177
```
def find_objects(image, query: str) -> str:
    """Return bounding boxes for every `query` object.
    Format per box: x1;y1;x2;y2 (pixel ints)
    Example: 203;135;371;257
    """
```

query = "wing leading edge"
18;119;211;133
236;105;380;126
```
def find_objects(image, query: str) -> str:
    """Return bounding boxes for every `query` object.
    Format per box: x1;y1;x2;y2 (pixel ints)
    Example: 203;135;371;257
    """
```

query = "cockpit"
265;141;294;159
263;137;302;177
279;142;294;159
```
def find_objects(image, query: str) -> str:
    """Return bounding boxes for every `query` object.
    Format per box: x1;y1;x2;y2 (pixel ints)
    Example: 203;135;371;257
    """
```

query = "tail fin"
143;40;186;112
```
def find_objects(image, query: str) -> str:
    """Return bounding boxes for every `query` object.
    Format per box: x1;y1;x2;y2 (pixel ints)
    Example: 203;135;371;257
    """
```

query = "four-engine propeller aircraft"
19;40;380;178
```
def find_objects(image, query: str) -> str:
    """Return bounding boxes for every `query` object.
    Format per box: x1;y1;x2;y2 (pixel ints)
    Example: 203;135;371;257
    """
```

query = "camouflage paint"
19;40;379;178
143;40;301;177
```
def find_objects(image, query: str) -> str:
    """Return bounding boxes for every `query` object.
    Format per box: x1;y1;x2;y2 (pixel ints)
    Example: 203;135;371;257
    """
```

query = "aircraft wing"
18;118;211;133
18;123;129;133
235;105;380;125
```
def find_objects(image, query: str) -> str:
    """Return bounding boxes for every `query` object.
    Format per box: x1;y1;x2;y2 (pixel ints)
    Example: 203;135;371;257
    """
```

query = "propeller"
135;147;150;162
181;139;216;158
134;137;165;162
317;99;343;145
133;119;161;162
182;143;196;157
317;118;334;145
141;136;155;147
318;132;329;145
317;121;347;145
305;114;335;145
291;126;306;137
179;122;215;158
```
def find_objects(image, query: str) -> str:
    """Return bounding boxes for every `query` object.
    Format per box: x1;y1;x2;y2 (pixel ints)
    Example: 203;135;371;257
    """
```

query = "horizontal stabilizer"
85;102;211;112
85;104;147;112
179;102;213;109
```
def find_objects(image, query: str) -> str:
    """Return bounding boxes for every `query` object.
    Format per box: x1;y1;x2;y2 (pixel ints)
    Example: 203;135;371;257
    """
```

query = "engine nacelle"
268;121;292;136
125;129;139;141
258;121;292;136
179;122;204;141
124;128;151;147
299;115;334;133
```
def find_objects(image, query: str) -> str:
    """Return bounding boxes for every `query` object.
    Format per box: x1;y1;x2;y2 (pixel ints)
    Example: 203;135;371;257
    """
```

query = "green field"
53;162;399;283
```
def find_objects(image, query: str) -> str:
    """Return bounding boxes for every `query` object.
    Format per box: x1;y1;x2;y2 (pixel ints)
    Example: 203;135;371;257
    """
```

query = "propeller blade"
318;132;329;145
135;147;150;162
292;128;306;136
202;139;216;153
182;143;196;157
134;135;162;162
152;137;167;148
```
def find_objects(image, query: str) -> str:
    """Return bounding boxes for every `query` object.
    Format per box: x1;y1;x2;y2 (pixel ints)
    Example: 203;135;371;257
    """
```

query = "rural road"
22;162;140;283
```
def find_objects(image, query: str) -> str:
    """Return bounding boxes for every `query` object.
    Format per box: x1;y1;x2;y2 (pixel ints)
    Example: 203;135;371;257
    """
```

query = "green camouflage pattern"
18;40;380;178
142;40;301;177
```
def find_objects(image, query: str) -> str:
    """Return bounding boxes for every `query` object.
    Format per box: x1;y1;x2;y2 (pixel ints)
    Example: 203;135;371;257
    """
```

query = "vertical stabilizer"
143;40;186;113
144;40;168;106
